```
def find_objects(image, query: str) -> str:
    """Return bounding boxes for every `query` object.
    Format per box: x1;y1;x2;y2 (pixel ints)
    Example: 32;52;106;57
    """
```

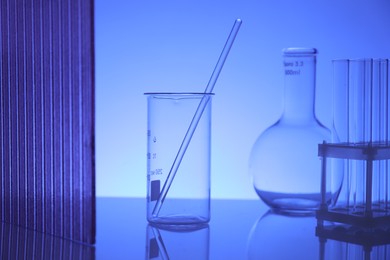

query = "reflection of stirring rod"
151;226;169;260
152;19;243;217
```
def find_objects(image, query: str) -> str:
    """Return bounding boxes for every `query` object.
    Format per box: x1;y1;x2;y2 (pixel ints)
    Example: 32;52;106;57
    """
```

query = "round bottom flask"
249;48;335;214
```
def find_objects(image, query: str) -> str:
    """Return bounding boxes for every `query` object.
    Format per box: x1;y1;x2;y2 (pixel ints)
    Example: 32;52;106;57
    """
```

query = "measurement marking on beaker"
150;169;163;176
153;136;157;143
151;180;161;201
147;153;157;159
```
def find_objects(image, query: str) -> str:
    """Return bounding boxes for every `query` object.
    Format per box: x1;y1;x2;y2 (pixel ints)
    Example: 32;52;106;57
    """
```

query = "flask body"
249;48;339;213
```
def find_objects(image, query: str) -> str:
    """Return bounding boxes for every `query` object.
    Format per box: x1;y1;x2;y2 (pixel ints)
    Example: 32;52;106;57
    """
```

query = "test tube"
333;59;390;213
332;59;350;208
372;59;389;210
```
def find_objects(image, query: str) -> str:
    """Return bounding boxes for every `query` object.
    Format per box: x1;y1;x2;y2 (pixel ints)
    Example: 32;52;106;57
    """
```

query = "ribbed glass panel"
0;222;95;259
0;0;95;245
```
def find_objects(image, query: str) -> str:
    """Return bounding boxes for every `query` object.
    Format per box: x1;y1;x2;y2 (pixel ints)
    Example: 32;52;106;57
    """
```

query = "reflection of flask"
249;48;334;213
247;211;319;259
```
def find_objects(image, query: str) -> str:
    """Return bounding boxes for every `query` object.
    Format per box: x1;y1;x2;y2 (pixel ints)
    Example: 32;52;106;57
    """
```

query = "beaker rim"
144;92;215;95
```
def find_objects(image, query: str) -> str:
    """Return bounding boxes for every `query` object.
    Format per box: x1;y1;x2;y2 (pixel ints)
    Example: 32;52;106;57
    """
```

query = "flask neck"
281;52;317;124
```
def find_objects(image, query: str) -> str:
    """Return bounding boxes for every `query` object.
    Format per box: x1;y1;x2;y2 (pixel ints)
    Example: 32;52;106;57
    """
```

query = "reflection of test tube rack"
317;142;390;227
316;216;390;260
316;143;390;260
316;59;390;259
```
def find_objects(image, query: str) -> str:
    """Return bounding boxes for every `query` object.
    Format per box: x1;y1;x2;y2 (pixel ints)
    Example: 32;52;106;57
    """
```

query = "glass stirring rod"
152;19;242;217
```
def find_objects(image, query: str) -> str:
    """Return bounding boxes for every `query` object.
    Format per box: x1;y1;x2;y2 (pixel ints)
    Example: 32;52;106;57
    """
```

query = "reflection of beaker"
247;211;319;259
145;224;210;260
249;48;341;213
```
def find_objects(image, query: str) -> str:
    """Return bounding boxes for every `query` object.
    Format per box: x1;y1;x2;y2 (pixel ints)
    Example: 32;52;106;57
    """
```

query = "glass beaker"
249;48;340;213
145;92;212;225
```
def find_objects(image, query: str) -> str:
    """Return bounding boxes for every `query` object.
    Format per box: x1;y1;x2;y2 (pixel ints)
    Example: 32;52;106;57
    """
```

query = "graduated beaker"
145;92;212;225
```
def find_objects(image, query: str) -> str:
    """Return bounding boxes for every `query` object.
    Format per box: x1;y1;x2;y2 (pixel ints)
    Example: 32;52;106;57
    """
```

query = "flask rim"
283;47;317;56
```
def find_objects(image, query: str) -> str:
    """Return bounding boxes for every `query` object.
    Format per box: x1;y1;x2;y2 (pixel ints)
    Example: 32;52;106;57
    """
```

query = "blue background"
95;0;390;199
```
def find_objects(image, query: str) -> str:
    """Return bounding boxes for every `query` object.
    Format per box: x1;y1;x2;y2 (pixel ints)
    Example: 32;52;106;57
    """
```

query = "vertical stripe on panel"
3;1;12;222
3;0;11;224
62;0;72;240
36;0;44;233
17;227;24;260
91;1;96;243
7;0;12;225
32;228;37;259
70;1;82;240
26;227;35;260
10;223;16;260
26;0;36;230
22;0;29;231
37;228;44;259
82;0;95;243
52;232;61;259
72;242;80;260
10;0;19;226
0;0;4;222
5;223;11;259
22;227;28;259
19;0;28;229
32;0;37;231
43;231;49;259
63;239;71;260
41;0;46;235
43;0;53;235
18;228;23;260
49;0;55;236
0;224;3;259
79;0;85;242
13;0;20;226
51;0;64;238
2;0;10;222
69;0;74;240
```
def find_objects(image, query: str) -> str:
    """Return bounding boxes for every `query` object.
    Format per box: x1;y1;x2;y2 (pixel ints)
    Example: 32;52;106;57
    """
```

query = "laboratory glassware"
145;224;209;259
317;59;390;230
316;224;390;260
247;211;319;259
145;92;212;225
151;19;242;218
249;48;341;213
